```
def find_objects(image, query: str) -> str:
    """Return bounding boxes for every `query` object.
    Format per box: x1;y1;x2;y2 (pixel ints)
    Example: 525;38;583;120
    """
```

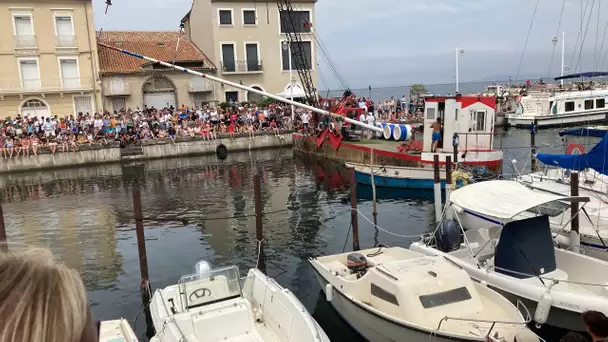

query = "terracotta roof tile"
98;31;216;74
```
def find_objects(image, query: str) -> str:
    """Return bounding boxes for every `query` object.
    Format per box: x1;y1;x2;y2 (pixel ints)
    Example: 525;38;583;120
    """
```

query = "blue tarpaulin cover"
559;127;608;138
536;135;608;175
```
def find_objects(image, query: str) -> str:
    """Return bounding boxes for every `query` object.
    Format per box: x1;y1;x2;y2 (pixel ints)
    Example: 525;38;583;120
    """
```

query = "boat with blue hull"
347;162;447;190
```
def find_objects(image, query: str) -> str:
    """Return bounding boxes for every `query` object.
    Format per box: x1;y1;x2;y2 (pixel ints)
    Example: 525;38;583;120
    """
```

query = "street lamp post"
456;47;464;93
282;41;295;121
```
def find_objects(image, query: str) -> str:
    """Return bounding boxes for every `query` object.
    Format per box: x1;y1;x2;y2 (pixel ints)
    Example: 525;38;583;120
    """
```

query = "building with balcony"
98;31;217;112
182;0;317;104
0;0;102;118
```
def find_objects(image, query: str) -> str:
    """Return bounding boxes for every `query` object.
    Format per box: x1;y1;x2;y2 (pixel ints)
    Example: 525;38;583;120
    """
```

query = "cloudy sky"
94;0;608;89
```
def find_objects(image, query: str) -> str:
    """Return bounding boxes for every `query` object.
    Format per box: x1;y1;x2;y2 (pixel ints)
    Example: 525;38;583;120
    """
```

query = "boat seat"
192;300;256;341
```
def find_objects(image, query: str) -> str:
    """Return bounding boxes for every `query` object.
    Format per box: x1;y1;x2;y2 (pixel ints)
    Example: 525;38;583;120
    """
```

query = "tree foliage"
409;84;428;99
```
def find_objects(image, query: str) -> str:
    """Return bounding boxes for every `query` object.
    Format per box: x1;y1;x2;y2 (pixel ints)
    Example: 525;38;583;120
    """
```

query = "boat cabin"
422;96;497;154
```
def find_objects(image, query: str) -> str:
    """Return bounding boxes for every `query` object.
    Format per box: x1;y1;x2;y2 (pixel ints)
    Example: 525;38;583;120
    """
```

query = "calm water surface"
0;127;591;341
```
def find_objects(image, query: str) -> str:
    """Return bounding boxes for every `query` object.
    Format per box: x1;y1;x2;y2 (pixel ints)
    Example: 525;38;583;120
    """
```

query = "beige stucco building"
0;0;102;119
98;31;216;112
182;0;318;104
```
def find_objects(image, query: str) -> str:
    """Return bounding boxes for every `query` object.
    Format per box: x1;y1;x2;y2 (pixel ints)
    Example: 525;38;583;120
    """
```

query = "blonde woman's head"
0;247;98;342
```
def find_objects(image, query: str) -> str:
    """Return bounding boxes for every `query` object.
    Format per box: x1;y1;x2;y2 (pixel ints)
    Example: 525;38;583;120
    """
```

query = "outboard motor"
434;220;462;253
193;261;212;281
346;253;368;278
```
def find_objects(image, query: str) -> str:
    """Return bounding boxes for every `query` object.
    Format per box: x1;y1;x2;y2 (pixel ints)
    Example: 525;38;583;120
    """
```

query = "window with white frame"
73;95;93;115
19;59;40;89
475;111;486;131
55;14;76;47
218;9;233;25
245;43;260;71
281;41;312;71
13;14;36;48
59;58;80;89
243;10;256;25
221;43;236;72
280;11;310;33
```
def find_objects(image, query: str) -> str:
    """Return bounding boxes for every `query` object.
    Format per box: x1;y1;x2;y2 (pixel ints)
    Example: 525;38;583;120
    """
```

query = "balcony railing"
56;34;77;48
221;60;264;74
14;34;37;49
104;82;131;96
188;80;213;93
0;77;94;94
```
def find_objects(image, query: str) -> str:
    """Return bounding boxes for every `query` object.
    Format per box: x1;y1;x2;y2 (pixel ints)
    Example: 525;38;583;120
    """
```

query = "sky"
94;0;608;89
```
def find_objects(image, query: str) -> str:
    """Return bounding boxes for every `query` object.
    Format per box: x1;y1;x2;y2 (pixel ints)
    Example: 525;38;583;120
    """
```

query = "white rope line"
255;239;264;269
356;208;424;239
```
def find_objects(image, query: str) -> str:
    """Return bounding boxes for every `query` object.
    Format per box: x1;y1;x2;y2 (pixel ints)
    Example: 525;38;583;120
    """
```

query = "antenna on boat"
96;42;384;134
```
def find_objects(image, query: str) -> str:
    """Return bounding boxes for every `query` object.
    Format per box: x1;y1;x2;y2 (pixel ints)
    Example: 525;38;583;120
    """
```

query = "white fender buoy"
534;290;553;328
325;284;333;302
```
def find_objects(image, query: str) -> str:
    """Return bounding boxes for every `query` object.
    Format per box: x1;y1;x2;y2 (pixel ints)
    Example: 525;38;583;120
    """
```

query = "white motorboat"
149;262;329;342
410;180;608;332
99;318;138;342
309;246;538;342
516;168;608;260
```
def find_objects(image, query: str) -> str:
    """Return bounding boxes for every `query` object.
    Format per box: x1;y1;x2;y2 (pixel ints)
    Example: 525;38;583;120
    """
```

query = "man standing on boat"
431;117;441;153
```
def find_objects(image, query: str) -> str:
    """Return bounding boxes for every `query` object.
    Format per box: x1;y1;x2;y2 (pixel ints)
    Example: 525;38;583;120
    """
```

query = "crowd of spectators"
0;103;304;157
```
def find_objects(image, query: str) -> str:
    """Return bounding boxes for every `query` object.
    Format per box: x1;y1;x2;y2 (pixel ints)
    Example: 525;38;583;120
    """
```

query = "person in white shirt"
358;112;366;122
366;113;375;139
300;112;310;131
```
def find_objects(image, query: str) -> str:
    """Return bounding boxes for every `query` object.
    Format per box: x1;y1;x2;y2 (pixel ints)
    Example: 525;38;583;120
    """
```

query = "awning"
559;127;608;138
277;84;306;98
554;71;608;81
450;180;588;221
537;135;608;175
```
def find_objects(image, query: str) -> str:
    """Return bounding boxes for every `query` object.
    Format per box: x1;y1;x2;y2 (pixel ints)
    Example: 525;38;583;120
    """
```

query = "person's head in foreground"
0;247;98;342
582;310;608;342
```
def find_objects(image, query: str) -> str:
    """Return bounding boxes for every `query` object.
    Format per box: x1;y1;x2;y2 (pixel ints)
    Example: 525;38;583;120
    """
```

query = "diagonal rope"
515;0;540;82
98;0;113;40
172;22;185;65
574;0;596;74
548;0;567;77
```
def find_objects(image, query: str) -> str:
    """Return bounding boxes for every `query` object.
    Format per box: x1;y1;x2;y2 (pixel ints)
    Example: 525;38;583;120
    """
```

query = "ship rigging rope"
515;0;540;82
573;0;597;75
356;208;427;239
547;0;567;77
568;0;590;70
98;0;113;40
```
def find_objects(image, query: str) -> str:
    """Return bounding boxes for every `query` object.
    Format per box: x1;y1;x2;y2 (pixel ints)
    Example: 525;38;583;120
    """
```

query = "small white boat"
310;246;538;342
99;318;138;342
346;162;447;190
410;180;608;332
149;262;329;342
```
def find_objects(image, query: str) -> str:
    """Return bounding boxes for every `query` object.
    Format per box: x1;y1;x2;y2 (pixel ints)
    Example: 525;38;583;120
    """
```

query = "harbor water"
0;127;597;341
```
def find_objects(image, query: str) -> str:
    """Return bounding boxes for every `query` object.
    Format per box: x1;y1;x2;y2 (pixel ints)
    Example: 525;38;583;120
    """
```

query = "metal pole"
132;189;149;288
289;44;295;122
455;47;459;93
0;204;6;251
370;149;378;228
350;169;360;251
570;171;580;253
254;174;266;274
97;42;383;134
530;119;537;172
433;154;442;223
446;156;453;206
561;32;565;86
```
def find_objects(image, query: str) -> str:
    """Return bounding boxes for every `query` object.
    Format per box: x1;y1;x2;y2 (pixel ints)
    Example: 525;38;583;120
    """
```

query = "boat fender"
553;233;571;248
325;284;333;302
254;310;264;323
451;170;470;189
534;290;553;328
216;144;228;160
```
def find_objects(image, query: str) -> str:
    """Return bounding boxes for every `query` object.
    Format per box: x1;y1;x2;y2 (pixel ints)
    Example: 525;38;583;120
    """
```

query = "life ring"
451;170;470;189
566;143;585;155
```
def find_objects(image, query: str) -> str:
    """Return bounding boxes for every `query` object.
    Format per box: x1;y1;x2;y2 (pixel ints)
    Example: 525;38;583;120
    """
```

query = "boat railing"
458;132;497;152
435;299;532;337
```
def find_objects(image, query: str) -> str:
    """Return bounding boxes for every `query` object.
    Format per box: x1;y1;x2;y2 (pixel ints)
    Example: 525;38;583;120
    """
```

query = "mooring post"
350;168;360;251
433;154;442;223
370;149;378;228
132;189;150;290
570;171;580;253
530;119;537;172
445;156;453;207
253;174;266;273
0;204;6;251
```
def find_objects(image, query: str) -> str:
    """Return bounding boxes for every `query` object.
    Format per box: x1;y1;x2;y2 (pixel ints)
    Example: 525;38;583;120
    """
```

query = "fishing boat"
346;162;446;189
505;73;608;128
99;319;138;342
309;247;539;342
149;262;329;342
410;180;608;332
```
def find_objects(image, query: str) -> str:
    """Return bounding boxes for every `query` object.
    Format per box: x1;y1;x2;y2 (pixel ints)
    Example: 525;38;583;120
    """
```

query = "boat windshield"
179;265;242;310
418;287;472;309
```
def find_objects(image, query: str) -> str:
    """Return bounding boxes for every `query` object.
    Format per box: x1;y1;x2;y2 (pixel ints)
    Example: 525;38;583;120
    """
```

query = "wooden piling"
445;156;453;206
433;155;442;223
530;119;537;172
350;169;360;251
570;171;580;253
370;149;378;228
132;189;150;289
0;204;6;251
253;174;266;274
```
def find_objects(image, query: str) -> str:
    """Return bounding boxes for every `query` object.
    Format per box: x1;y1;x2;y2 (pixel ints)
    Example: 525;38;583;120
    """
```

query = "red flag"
328;130;343;150
316;128;328;148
